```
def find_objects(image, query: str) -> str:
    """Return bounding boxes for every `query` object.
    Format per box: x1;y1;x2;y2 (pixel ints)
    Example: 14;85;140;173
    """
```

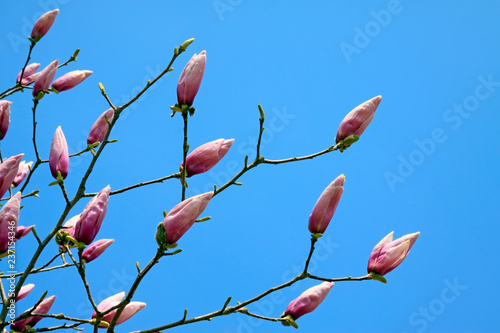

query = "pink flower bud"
92;292;146;327
73;186;110;245
336;95;382;144
284;282;334;321
87;108;114;145
12;161;33;187
82;239;114;263
0;100;11;140
31;9;59;39
0;154;23;199
177;50;206;107
367;231;420;276
16;225;35;240
0;192;21;254
17;63;41;85
14;283;35;302
308;174;345;234
52;70;93;92
11;295;56;332
180;138;234;177
161;192;213;244
49;126;69;179
33;59;58;97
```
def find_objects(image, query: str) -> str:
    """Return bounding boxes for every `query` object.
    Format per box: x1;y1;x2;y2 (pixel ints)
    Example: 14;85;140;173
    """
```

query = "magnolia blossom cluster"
0;8;423;331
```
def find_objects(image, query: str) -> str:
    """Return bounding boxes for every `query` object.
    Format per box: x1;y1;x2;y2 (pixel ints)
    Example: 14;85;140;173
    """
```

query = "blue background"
1;1;499;332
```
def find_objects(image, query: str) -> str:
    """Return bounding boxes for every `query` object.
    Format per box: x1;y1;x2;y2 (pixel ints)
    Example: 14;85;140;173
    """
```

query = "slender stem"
65;246;99;313
239;310;286;323
303;237;317;273
120;52;181;111
263;144;338;165
39;146;92;164
105;249;164;332
58;181;71;205
19;160;40;193
58;48;80;69
0;279;6;304
18;40;36;88
82;172;181;197
22;312;93;324
36;252;62;271
31;99;41;161
32;322;85;332
256;117;264;158
307;274;373;282
99;83;116;110
181;112;189;201
0;263;74;279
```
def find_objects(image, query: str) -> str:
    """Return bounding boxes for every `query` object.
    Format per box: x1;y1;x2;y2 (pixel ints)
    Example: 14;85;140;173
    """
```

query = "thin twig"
181;112;188;201
82;172;181;197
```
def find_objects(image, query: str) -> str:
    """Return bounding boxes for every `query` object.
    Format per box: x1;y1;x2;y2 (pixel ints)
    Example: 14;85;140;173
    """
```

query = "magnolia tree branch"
130;234;370;332
0;40;186;328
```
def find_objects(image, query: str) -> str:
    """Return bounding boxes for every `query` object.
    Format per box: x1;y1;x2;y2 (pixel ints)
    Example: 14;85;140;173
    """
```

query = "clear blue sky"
1;1;499;332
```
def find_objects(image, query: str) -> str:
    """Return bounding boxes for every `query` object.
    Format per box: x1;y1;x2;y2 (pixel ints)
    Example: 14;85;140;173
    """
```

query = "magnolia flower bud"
32;59;58;98
0;192;21;254
336;95;382;145
31;9;59;39
17;63;41;85
92;292;146;327
87;108;114;145
367;231;420;276
52;70;93;92
282;282;334;322
177;50;206;107
82;239;114;263
0;154;23;199
160;192;213;244
12;161;33;187
14;284;35;301
49;126;69;179
0;100;11;140
73;186;110;245
15;225;34;241
180;138;234;177
11;295;56;332
308;174;345;234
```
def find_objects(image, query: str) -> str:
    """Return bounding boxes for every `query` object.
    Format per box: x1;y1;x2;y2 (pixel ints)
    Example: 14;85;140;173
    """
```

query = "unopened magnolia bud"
87;108;114;145
0;192;21;254
367;231;420;276
308;174;345;234
0;100;11;140
12;161;33;187
14;284;35;301
82;239;114;263
33;59;58;98
73;186;110;245
31;9;59;40
282;282;334;322
0;154;23;199
180;138;234;177
17;63;41;85
52;70;93;92
10;295;56;332
49;126;69;180
92;292;146;327
177;50;206;107
161;192;213;244
336;95;381;147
